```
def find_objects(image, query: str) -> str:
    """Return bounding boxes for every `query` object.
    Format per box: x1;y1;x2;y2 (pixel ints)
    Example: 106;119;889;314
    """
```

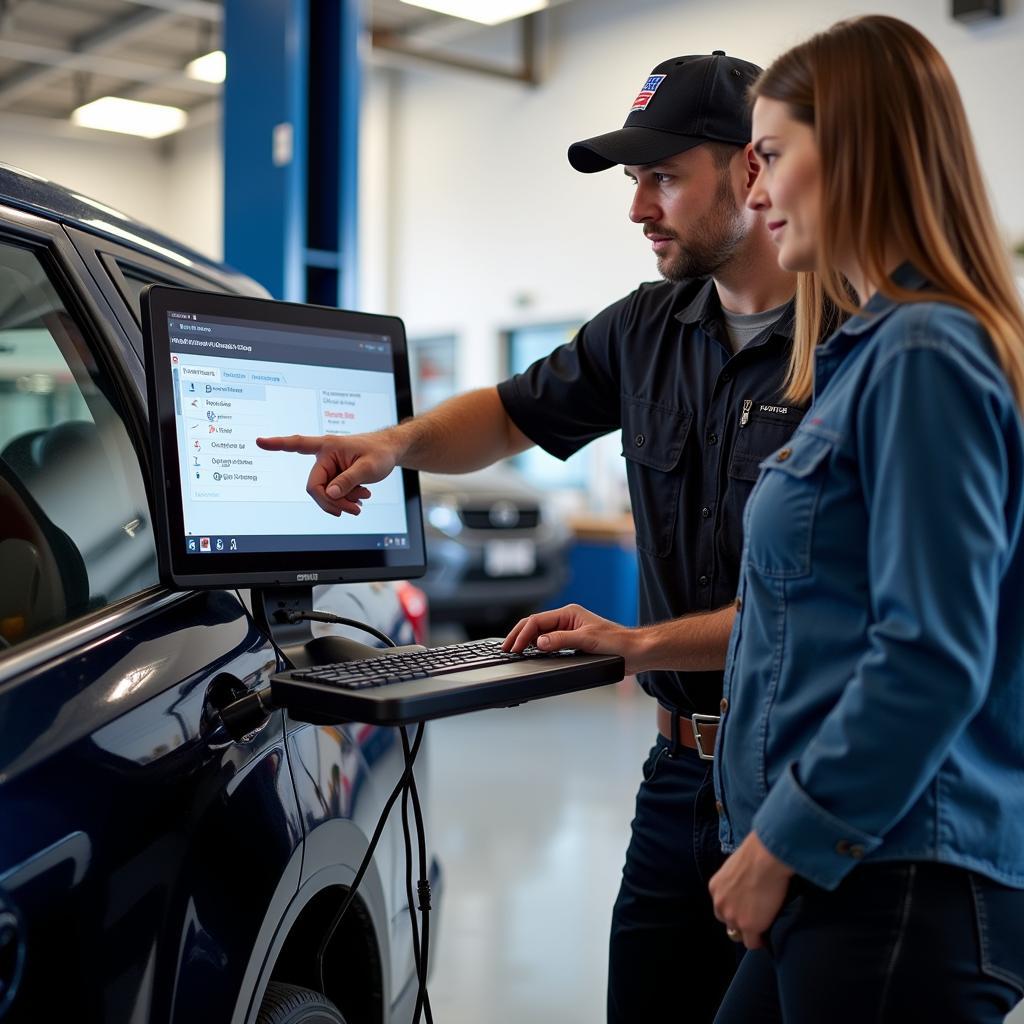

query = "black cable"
401;725;433;1024
284;608;397;649
317;721;426;993
236;591;430;1006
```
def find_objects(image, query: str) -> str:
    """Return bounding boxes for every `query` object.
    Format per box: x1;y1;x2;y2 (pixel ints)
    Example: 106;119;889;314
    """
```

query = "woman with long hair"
707;15;1024;1022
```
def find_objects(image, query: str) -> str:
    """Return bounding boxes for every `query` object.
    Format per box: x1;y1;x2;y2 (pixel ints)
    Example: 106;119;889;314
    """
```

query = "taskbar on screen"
183;533;411;555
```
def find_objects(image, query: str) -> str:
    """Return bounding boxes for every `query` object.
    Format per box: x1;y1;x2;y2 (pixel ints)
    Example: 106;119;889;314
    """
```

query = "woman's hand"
708;831;795;949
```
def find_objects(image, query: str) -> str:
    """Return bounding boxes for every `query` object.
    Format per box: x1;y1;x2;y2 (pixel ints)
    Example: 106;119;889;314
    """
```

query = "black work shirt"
497;277;804;714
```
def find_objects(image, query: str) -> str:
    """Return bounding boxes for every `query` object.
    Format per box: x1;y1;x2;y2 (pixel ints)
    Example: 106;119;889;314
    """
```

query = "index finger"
508;610;569;653
256;434;324;454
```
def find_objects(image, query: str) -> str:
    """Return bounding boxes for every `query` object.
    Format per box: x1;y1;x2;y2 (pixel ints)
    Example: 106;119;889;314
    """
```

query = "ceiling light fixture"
398;0;548;26
71;97;188;139
186;50;226;84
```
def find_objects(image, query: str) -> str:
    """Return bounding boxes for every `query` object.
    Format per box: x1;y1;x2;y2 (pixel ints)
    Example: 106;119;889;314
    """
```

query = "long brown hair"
753;15;1024;409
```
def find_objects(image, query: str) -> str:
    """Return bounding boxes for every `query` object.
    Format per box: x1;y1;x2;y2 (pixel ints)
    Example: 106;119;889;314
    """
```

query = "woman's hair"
753;15;1024;409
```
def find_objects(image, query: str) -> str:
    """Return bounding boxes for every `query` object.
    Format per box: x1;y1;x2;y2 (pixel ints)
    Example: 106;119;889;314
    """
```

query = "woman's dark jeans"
714;861;1024;1024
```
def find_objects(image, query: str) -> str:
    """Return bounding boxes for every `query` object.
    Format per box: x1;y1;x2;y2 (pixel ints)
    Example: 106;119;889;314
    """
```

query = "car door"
0;206;301;1023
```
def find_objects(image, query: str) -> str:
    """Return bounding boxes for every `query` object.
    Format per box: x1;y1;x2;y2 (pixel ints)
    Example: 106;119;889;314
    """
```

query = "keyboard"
271;637;625;725
287;638;578;690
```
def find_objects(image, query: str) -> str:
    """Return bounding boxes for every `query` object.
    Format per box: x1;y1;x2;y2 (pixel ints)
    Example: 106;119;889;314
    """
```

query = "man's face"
624;145;747;281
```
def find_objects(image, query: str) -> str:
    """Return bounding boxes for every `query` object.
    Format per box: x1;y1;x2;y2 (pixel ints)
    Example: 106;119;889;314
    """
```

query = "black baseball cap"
568;51;762;173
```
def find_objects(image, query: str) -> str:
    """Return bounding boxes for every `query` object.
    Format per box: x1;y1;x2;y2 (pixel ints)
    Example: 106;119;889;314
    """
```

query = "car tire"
256;982;348;1024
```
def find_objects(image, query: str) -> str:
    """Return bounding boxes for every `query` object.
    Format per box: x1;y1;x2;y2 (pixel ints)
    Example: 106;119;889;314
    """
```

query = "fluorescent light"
399;0;547;25
71;97;187;139
186;50;226;84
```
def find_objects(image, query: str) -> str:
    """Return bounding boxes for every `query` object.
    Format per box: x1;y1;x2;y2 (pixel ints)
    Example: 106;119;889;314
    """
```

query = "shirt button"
735;596;743;611
777;448;792;462
719;698;729;713
698;575;710;587
707;433;718;445
634;433;646;447
701;506;712;519
715;800;724;815
721;371;732;383
849;844;866;860
835;839;851;855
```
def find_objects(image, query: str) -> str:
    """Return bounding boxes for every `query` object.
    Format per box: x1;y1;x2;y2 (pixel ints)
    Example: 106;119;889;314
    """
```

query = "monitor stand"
251;585;417;670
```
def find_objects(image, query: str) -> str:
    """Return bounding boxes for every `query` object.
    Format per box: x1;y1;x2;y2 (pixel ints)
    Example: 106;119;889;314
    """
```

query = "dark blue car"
0;163;439;1024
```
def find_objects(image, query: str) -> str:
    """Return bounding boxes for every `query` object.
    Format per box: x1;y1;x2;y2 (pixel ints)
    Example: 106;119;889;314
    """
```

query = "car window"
104;255;217;328
0;241;158;651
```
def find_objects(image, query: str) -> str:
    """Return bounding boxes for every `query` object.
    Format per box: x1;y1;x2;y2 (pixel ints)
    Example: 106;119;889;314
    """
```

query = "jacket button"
715;800;724;815
777;448;792;462
835;839;851;855
701;506;711;519
708;433;718;445
719;698;729;713
698;575;710;587
849;844;865;860
634;433;646;447
735;596;742;611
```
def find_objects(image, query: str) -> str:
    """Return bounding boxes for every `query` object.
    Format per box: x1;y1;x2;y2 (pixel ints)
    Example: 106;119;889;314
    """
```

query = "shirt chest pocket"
745;434;833;579
728;403;807;483
620;398;693;558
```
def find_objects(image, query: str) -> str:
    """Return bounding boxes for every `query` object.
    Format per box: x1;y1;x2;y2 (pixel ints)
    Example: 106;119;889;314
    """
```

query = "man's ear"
743;143;761;190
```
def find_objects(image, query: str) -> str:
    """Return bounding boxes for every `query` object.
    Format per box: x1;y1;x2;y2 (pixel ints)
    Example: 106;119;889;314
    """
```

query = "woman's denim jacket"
715;266;1024;890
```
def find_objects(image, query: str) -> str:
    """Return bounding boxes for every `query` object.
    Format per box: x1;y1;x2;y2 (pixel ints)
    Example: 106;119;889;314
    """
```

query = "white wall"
380;0;1024;389
0;116;223;262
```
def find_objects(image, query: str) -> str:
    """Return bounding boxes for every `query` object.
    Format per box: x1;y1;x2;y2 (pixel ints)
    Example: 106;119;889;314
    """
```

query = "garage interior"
1;0;1023;1022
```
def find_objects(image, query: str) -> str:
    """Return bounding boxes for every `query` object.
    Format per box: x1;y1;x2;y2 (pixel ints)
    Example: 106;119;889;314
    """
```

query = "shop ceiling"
0;0;545;138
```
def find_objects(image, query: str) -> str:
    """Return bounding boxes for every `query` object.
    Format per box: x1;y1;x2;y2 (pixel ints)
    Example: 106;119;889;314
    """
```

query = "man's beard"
654;176;746;282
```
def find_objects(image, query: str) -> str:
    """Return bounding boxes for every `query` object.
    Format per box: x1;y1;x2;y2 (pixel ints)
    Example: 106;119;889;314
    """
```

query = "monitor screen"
143;286;426;588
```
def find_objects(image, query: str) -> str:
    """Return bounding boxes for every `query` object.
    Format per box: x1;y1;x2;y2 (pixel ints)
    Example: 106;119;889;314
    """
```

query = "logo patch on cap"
630;74;666;113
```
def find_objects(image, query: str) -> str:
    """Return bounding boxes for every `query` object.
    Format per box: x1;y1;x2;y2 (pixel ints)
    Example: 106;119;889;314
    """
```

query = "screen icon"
205;384;212;393
229;538;237;551
199;537;211;552
187;538;197;552
188;381;195;393
206;410;216;422
215;538;224;551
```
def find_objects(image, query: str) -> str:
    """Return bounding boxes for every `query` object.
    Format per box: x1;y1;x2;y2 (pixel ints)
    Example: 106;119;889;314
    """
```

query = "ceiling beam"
120;0;221;19
0;2;218;108
370;12;540;86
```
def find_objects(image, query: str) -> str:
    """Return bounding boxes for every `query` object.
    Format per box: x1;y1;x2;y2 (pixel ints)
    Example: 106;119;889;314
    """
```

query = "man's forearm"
631;605;737;674
388;387;533;473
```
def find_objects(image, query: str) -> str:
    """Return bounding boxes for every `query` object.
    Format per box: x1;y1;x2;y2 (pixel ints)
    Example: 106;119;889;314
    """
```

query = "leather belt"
657;704;720;761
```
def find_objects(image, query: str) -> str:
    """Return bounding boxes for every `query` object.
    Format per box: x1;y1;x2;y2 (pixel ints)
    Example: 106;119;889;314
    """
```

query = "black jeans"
714;862;1024;1024
607;735;742;1024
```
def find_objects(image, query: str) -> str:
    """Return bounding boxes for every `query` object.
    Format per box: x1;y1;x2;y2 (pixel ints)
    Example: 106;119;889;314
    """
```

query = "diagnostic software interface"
167;309;410;557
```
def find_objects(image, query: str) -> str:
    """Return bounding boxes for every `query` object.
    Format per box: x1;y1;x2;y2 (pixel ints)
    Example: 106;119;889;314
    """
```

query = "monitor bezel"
142;284;427;589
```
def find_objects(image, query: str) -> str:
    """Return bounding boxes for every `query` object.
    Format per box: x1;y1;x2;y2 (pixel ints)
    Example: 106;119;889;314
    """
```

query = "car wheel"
256;982;348;1024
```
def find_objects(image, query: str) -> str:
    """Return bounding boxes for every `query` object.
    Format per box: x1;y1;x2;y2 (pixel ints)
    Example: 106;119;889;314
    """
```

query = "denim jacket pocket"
745;433;833;579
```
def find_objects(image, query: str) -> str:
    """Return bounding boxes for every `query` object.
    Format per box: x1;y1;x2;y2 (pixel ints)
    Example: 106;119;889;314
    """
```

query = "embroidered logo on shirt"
759;405;790;415
631;75;666;112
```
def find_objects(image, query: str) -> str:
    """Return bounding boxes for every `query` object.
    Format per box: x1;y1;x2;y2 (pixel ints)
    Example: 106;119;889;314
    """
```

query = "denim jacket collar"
814;263;929;395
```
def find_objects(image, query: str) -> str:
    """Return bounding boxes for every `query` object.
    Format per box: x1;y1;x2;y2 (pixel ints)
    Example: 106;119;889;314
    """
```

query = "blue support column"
223;0;360;306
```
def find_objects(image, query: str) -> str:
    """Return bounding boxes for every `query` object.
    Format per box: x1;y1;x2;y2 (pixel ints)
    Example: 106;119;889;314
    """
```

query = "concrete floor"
424;678;653;1024
421;667;1024;1024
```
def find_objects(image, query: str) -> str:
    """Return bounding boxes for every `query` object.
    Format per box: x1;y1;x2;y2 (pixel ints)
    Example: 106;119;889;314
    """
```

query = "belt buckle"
690;713;720;761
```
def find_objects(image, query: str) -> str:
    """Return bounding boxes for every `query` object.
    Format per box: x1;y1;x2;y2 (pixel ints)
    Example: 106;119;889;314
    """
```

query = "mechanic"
259;52;802;1023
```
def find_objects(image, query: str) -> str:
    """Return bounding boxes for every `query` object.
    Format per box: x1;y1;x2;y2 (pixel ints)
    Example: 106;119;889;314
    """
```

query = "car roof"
0;160;254;290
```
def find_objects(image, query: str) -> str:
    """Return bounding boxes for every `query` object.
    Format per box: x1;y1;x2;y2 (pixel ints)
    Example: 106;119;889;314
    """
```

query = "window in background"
506;322;588;491
409;335;457;413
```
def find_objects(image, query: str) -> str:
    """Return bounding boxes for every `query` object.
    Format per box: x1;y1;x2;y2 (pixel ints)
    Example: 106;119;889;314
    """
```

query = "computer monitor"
142;285;427;590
